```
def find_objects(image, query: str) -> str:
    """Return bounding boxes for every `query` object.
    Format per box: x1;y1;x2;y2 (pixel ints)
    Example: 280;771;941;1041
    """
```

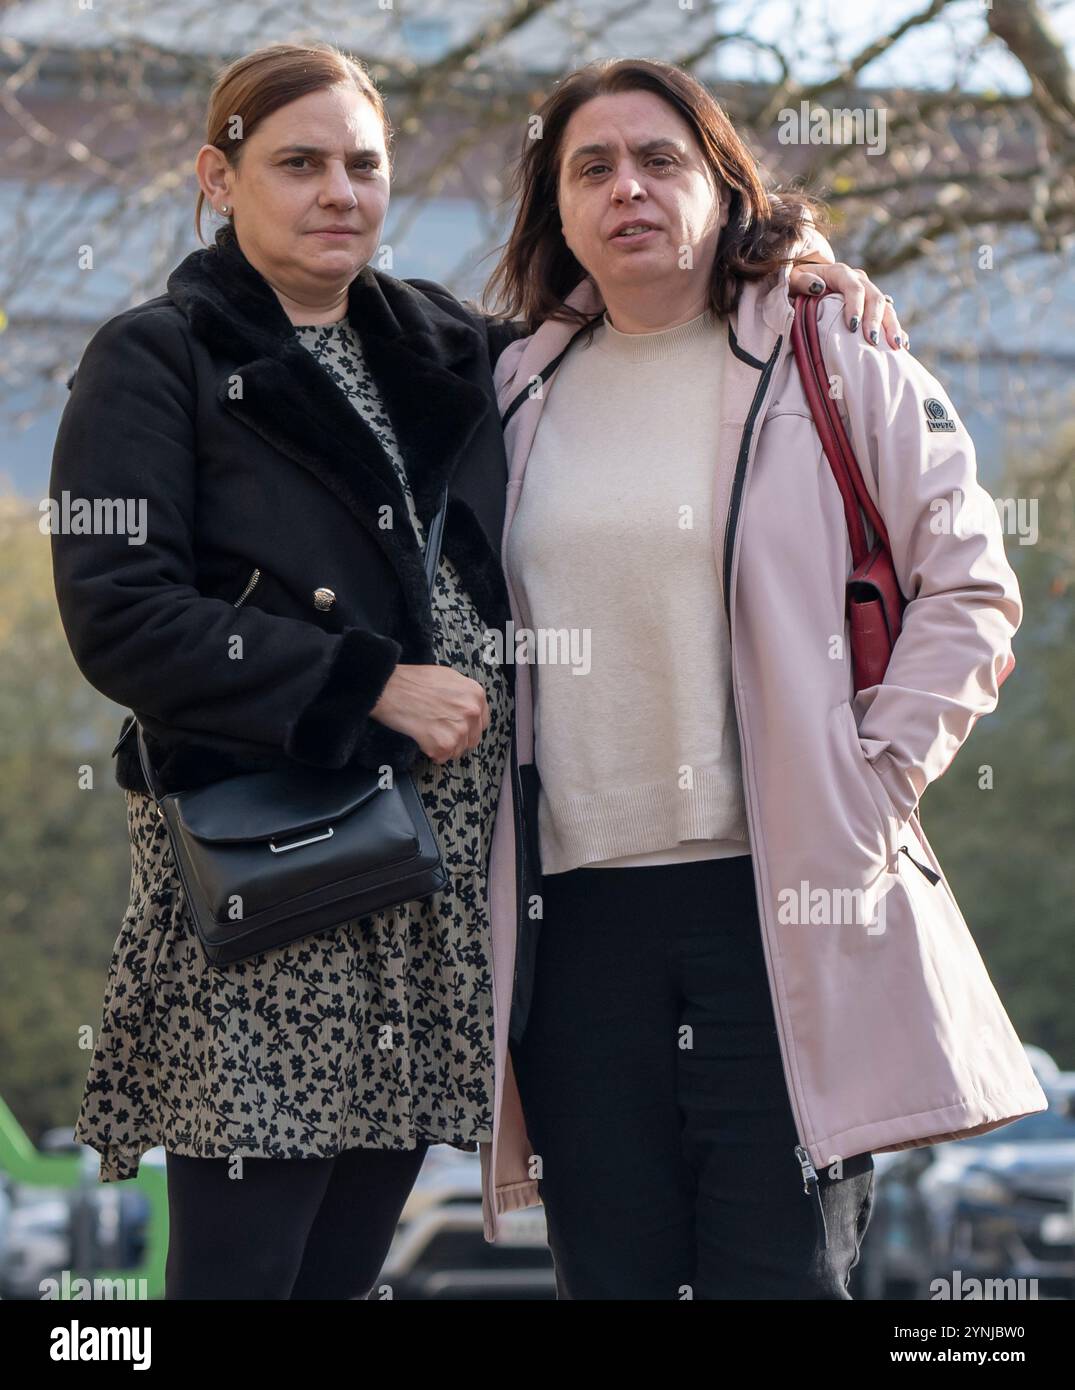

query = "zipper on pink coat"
795;1146;829;1250
722;317;831;1248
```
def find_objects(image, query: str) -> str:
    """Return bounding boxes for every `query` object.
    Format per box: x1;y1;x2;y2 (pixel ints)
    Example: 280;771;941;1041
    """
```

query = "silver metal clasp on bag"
268;827;334;854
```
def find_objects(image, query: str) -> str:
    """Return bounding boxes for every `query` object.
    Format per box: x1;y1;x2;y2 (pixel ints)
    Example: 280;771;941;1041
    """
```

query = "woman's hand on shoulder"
789;259;908;354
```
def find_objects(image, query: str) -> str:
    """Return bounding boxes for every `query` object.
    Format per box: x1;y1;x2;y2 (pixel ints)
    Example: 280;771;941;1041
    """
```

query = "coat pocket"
837;701;901;867
837;706;942;888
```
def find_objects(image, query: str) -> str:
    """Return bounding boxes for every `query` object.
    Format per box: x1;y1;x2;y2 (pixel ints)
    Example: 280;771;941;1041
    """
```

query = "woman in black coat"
49;40;901;1299
50;43;525;1301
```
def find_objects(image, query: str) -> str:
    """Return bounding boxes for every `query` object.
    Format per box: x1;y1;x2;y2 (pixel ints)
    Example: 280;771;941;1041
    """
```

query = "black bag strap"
132;480;450;796
135;720;164;802
422;480;449;590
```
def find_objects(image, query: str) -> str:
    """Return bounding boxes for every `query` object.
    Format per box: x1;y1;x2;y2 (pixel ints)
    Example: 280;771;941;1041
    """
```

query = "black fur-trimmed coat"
49;226;525;796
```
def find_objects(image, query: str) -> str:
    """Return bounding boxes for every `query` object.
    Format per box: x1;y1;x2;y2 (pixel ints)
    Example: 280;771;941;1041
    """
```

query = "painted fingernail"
870;329;879;344
810;280;824;293
849;315;860;331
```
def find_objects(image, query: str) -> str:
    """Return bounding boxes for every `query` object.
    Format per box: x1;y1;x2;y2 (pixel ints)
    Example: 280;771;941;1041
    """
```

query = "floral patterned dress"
73;316;511;1180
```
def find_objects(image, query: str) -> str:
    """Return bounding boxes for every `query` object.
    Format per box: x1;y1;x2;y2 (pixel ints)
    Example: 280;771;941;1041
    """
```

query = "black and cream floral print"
73;317;511;1180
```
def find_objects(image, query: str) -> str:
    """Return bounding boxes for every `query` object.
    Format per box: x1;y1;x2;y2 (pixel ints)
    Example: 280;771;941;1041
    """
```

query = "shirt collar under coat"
495;260;798;489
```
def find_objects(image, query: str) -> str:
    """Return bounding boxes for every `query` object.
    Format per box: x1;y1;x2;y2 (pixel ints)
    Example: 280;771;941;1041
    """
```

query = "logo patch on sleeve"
924;398;956;432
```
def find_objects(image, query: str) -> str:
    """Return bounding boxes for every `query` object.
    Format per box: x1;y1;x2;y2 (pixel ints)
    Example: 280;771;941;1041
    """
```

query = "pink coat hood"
477;256;1047;1242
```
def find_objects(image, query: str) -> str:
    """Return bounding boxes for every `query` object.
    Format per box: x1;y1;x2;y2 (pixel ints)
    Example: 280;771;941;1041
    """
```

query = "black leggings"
163;1143;429;1299
511;853;875;1299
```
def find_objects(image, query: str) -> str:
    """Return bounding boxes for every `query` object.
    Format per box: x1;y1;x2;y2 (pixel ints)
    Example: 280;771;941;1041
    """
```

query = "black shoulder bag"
132;487;449;965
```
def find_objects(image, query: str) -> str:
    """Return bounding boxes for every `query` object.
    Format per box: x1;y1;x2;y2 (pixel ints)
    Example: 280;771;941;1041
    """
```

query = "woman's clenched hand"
371;663;491;763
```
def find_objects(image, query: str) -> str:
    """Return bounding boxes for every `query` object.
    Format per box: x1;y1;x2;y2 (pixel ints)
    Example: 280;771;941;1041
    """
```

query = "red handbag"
790;290;908;694
790;289;1015;825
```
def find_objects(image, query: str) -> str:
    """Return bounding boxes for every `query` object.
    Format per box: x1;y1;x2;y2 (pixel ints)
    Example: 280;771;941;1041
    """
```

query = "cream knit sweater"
505;306;751;874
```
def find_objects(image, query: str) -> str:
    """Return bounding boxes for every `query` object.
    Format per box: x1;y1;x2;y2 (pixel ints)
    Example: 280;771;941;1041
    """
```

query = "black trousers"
510;853;875;1299
163;1143;429;1299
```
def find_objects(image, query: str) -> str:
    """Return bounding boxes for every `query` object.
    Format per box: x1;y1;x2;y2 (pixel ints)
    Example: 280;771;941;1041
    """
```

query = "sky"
536;0;1075;96
1;0;1073;97
702;0;1075;93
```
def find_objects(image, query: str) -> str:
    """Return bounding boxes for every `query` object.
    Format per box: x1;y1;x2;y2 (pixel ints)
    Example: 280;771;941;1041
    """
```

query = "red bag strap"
790;291;893;565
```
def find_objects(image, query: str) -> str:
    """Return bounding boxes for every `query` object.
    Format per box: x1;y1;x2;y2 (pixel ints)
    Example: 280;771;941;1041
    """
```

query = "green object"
0;1095;167;1299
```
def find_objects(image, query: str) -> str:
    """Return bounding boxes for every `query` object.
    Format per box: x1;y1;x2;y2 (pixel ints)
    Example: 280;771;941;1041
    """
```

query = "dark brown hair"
483;58;831;333
194;41;393;246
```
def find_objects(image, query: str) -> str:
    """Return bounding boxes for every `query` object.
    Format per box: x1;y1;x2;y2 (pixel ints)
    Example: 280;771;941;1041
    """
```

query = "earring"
220;204;230;215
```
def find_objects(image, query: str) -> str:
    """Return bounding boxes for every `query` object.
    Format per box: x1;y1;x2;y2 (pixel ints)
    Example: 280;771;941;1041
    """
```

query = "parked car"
1;1189;75;1299
0;1139;163;1298
855;1079;1075;1300
377;1145;555;1299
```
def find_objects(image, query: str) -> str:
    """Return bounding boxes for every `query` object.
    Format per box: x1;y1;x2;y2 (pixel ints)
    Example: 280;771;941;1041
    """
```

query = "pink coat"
477;259;1048;1242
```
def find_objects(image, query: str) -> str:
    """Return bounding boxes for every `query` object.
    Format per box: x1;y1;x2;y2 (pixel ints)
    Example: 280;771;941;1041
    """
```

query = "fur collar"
166;226;497;655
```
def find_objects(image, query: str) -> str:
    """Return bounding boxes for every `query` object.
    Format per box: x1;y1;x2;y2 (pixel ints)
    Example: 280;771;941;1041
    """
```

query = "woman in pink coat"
477;58;1047;1298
